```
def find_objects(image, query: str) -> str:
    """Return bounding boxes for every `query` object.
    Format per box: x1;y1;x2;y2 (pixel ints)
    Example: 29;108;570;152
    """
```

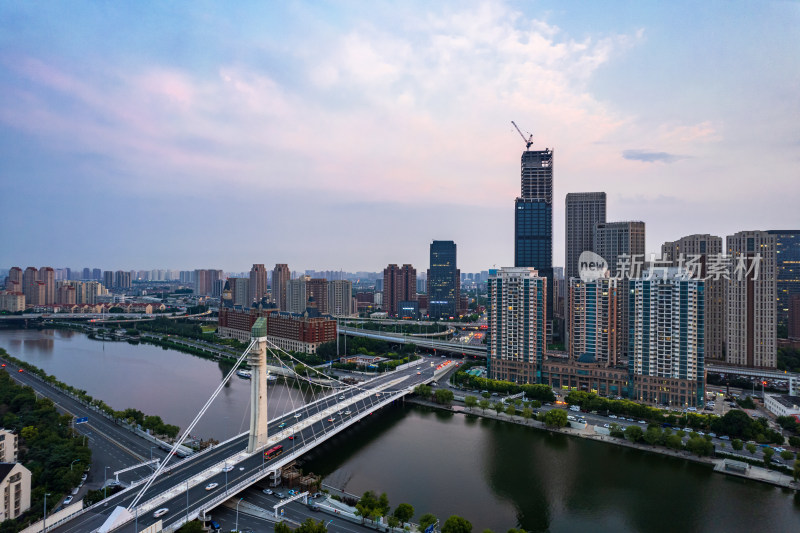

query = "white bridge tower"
247;317;269;453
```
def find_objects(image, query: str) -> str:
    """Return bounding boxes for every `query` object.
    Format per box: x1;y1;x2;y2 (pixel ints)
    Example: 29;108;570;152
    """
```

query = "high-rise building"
286;276;309;314
789;294;800;340
515;148;554;342
103;271;114;288
629;268;705;407
57;283;77;305
92;268;102;281
565;192;606;280
7;267;22;293
249;264;268;306
22;267;38;305
383;264;416;316
272;264;291;311
328;280;354;317
306;278;329;314
486;267;546;384
595;221;645;358
228;277;250;307
661;234;724;361
82;268;91;280
39;267;55;304
568;277;620;366
726;230;777;368
114;270;132;290
427;241;460;319
766;230;800;331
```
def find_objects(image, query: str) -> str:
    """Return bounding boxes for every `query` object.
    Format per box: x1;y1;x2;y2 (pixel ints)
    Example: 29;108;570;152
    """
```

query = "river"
1;328;798;531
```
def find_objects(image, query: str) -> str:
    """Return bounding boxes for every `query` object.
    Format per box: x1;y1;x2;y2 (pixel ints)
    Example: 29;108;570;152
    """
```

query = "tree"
176;521;206;533
794;459;800;482
493;402;504;416
482;392;491;399
643;426;662;446
356;491;381;524
763;447;775;467
419;513;438;531
465;396;478;410
393;503;414;526
414;385;433;398
624;425;644;443
732;439;744;451
522;407;533;424
664;434;683;450
275;522;292;533
478;399;490;413
746;443;758;455
442;515;473;533
780;450;794;461
543;409;567;428
505;404;517;417
388;516;400;530
434;389;454;405
508;529;527;533
295;518;328;533
686;436;714;456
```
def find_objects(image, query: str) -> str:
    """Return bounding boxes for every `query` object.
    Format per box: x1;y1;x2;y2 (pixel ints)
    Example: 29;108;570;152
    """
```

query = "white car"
153;508;169;518
63;496;73;505
263;488;273;495
294;413;302;418
205;482;218;491
222;465;234;472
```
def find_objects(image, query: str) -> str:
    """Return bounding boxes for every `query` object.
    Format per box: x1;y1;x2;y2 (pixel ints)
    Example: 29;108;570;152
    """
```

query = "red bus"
264;445;283;460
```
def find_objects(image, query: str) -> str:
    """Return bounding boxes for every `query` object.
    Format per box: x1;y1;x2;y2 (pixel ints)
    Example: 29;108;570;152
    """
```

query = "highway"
51;361;437;532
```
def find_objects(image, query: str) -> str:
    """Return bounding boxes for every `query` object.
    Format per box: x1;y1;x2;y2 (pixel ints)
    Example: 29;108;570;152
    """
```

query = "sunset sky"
2;1;798;273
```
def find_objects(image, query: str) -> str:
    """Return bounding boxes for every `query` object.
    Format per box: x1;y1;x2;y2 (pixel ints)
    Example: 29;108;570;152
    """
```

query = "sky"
1;1;798;274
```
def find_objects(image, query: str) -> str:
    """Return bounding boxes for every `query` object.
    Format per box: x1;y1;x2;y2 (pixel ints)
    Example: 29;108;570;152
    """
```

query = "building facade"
427;241;460;319
327;280;354;317
629;269;705;407
249;264;268;306
217;306;336;353
0;463;30;522
726;230;777;368
272;264;291;311
568;277;620;366
306;278;329;314
661;234;725;361
565;192;606;280
382;264;416;316
286;276;309;314
767;230;800;331
486;267;546;384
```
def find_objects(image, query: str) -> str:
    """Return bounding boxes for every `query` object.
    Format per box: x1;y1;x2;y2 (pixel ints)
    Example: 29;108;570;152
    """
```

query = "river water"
1;328;799;531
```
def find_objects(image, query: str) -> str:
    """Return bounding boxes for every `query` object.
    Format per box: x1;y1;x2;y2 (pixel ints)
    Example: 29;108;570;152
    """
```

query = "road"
50;361;437;532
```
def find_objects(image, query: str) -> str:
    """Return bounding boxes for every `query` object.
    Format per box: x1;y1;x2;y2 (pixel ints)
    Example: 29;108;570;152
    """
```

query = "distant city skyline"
1;2;798;272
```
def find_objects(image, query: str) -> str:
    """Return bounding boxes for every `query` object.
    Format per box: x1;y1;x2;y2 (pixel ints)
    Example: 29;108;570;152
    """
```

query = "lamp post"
43;493;51;532
235;497;244;531
185;480;189;524
104;466;109;498
224;463;228;493
70;459;81;471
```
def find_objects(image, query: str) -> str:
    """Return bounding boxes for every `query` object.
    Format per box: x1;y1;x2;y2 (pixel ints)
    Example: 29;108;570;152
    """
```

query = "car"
63;496;74;505
274;491;285;498
697;431;705;436
626;418;634;422
288;489;298;496
338;410;343;415
311;492;323;499
775;447;786;453
309;504;321;512
81;474;88;481
603;423;610;428
222;465;234;472
708;433;717;438
209;520;221;530
638;420;646;424
375;393;381;397
719;435;730;440
684;428;692;432
417;372;421;375
153;508;169;518
328;417;335;422
339;395;345;400
288;434;294;440
18;369;23;373
263;488;273;495
0;364;4;367
294;413;302;418
205;482;218;491
344;410;351;415
278;422;286;428
609;415;618;419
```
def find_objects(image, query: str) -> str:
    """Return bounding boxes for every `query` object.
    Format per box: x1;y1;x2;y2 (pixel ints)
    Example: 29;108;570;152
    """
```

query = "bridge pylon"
247;318;269;453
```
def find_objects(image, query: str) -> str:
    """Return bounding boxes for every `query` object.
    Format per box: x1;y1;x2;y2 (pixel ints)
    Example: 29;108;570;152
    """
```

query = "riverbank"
405;397;799;491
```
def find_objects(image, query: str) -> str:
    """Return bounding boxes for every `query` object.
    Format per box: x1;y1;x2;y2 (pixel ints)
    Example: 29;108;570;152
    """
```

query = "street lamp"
186;480;190;524
70;459;81;471
104;466;109;498
43;493;51;532
235;497;244;531
224;463;228;493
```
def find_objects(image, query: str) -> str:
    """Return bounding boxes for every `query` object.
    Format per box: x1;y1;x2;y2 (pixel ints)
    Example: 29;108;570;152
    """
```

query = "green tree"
419;513;438;531
763;447;775;467
388;516;400;530
275;522;292;533
746;443;758;455
624;425;644;443
505;404;517;417
414;385;433;398
465;396;478;410
176;521;206;533
493;402;504;416
508;529;527;533
686;436;714;456
393;503;414;526
295;518;329;533
664;434;683;450
434;389;454;405
442;515;473;533
732;439;743;451
780;450;794;461
794;459;800;482
478;399;490;413
543;409;567;428
522;407;533;424
482;392;491;399
643;426;662;446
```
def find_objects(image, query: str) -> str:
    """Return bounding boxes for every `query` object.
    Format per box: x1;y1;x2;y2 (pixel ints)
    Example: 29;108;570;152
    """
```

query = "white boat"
236;370;252;379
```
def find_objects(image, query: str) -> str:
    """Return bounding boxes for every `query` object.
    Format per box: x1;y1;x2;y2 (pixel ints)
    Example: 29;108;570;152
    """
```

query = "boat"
236;370;252;379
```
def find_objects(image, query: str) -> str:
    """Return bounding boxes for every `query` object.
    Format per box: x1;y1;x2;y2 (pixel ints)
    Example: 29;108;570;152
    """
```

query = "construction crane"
511;121;534;150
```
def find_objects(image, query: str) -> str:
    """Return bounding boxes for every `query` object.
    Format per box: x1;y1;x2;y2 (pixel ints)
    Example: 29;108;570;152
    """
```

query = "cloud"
621;149;685;163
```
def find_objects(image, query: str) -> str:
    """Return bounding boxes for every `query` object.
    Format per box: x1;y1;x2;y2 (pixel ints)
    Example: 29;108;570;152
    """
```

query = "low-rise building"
0;463;31;522
0;292;24;313
764;394;800;418
218;306;337;353
0;430;17;463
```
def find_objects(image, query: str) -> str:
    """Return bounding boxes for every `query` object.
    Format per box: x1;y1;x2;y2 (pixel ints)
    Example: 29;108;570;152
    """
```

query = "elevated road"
52;361;445;532
340;326;486;357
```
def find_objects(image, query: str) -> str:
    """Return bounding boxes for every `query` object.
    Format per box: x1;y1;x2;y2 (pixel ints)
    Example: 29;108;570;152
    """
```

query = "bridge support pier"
247;318;269;454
